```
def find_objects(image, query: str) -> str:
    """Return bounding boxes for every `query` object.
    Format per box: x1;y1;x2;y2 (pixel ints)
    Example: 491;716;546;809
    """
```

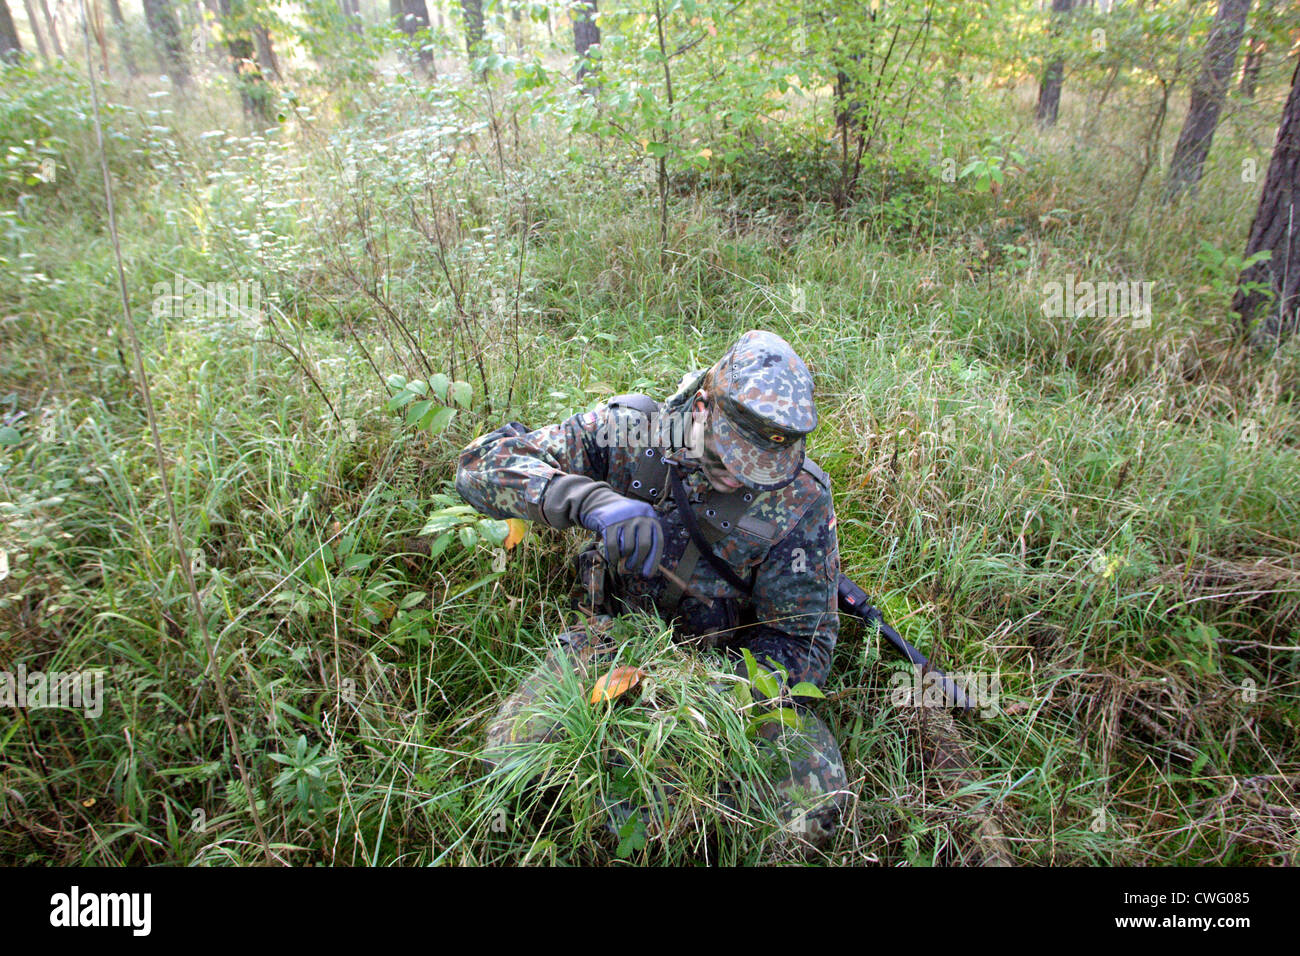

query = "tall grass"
0;60;1296;866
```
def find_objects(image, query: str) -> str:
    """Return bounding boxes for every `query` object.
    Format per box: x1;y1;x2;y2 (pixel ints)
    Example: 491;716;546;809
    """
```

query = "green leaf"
343;554;374;573
448;380;472;409
646;141;669;158
0;426;21;446
427;407;456;434
479;519;509;547
616;814;646;859
748;707;803;735
731;681;753;707
419;514;461;536
406;400;433;426
790;682;825;699
428;531;453;559
387;390;415;411
459;525;478;549
429;373;450;402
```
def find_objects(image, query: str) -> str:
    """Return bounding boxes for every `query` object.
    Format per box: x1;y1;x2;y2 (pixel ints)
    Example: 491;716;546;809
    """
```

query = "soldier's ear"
691;390;710;423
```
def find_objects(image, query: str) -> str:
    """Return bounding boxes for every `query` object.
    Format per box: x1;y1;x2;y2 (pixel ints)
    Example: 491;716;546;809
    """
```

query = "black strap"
668;464;753;595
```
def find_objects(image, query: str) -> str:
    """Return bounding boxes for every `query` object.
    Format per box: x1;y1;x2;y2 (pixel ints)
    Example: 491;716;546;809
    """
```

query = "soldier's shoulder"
801;457;831;491
783;457;832;508
605;392;662;418
745;457;833;541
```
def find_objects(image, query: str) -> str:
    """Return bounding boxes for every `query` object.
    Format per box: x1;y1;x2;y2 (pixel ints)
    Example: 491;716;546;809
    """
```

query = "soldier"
455;330;850;844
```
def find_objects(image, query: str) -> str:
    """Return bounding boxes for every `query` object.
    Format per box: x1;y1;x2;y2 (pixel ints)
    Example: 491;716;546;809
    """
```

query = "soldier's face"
688;397;745;492
700;429;744;492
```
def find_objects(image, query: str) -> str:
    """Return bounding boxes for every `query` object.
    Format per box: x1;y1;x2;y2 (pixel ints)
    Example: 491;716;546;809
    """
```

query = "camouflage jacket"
455;388;840;686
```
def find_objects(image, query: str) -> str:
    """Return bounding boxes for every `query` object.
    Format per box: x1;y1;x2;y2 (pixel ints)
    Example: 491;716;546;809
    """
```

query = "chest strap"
668;464;754;596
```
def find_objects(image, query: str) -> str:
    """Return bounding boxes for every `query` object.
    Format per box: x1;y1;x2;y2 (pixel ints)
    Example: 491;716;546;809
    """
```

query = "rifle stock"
837;574;974;713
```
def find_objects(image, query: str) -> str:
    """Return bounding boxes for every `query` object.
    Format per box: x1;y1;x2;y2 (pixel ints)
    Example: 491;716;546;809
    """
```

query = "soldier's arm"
744;483;840;688
454;407;619;528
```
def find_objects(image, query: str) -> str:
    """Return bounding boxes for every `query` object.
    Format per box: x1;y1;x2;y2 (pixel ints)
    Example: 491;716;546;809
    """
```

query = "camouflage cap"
708;330;818;492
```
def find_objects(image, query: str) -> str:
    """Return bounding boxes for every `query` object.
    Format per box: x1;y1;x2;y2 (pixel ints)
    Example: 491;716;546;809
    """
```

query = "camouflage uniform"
457;331;851;844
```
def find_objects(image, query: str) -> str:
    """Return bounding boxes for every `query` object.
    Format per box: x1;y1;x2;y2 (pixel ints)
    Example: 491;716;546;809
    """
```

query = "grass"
0;53;1297;866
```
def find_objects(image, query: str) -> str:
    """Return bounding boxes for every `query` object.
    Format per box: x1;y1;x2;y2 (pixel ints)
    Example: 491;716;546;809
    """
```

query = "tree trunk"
253;22;281;81
392;0;434;75
340;0;361;35
21;0;47;62
1239;0;1273;99
1164;0;1252;201
36;0;61;56
105;0;138;76
572;0;598;82
143;0;190;87
408;0;433;74
87;0;110;75
1240;43;1264;98
0;0;22;62
461;0;482;58
1035;0;1076;128
1232;56;1300;346
217;0;275;125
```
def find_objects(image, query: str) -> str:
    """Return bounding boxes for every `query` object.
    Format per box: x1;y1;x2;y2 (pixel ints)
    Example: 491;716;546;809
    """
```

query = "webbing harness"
607;393;758;609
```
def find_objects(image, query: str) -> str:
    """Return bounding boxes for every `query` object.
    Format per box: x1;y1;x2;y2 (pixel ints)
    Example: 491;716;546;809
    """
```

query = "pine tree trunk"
1240;45;1263;98
253;22;281;81
143;0;190;87
461;0;482;58
572;0;599;82
341;0;361;35
1035;0;1076;128
1232;56;1300;346
1239;0;1273;99
21;0;47;62
0;0;23;62
105;0;138;76
1164;0;1252;201
392;0;433;75
37;0;61;56
406;0;433;74
217;0;275;125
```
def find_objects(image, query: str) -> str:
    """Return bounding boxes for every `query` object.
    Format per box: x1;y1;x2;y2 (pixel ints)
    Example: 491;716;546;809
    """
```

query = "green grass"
1;60;1297;866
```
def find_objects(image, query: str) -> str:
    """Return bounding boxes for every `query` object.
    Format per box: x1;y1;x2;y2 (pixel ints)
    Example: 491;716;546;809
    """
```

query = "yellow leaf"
504;518;528;550
699;148;713;159
591;666;646;704
81;797;96;808
638;138;649;149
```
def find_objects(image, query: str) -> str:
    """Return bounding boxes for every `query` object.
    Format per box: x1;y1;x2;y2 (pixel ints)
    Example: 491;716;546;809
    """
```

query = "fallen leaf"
504;518;528;550
591;666;646;704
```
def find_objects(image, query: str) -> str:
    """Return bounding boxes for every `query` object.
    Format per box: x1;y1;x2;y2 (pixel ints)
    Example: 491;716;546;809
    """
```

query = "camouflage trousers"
482;619;852;847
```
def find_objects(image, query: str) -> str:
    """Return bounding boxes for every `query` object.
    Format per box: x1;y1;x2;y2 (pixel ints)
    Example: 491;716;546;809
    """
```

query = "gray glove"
541;474;664;578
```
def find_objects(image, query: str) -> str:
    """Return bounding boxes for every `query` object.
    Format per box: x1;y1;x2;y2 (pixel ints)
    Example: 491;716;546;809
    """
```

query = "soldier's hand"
579;496;665;578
